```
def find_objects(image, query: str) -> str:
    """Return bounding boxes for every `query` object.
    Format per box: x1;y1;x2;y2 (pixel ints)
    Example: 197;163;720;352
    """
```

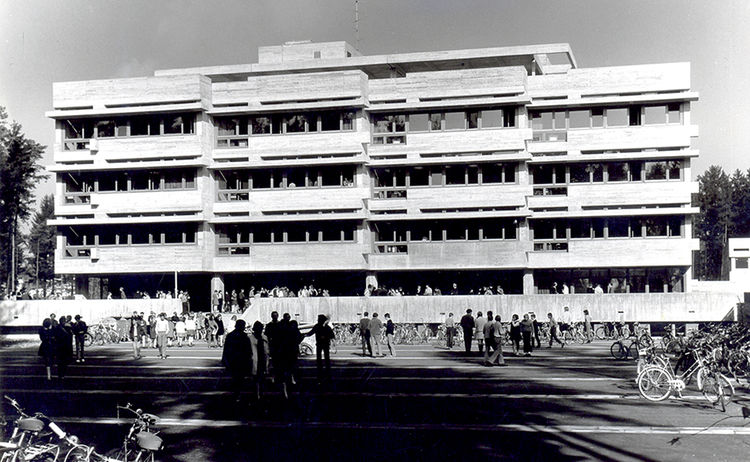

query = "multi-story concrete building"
47;40;699;304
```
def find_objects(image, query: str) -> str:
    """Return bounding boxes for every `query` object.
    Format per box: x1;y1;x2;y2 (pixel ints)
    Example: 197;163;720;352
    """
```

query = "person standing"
54;317;74;380
520;314;533;356
509;314;521;356
155;313;170;359
71;315;87;363
265;311;281;383
474;312;487;355
185;314;197;347
583;309;593;343
384;313;396;356
482;311;494;364
305;314;335;383
487;315;508;366
250;321;268;401
530;313;541;348
359;312;372;357
460;309;475;354
129;312;143;359
445;313;455;349
206;314;218;348
547;313;565;348
39;318;56;381
215;315;225;348
222;319;252;403
368;313;383;357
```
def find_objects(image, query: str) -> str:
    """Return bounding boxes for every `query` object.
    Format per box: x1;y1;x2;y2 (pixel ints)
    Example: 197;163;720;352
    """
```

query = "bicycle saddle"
17;417;44;432
136;431;163;451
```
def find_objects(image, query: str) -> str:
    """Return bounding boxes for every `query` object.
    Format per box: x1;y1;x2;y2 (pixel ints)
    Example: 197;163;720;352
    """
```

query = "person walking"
359;312;372;357
520;314;534;356
222;319;253;403
305;314;335;383
155;313;170;359
547;312;565;348
39;318;56;381
583;309;593;343
474;312;487;355
215;315;225;348
71;315;87;363
368;313;384;357
207;314;218;348
509;314;521;356
487;315;508;366
530;313;541;348
384;313;396;356
250;321;269;402
445;313;455;349
482;311;494;364
460;309;475;355
265;311;281;384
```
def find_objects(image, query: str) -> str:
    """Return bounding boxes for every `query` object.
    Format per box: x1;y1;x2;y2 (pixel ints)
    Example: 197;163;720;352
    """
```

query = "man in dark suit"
222;319;252;403
460;309;475;354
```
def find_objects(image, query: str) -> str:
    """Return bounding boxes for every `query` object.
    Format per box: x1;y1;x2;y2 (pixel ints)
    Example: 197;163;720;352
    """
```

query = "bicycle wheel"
330;342;338;355
595;326;606;340
702;372;734;411
64;446;90;462
628;341;639;360
637;366;672;401
84;333;94;348
29;445;60;462
575;331;586;344
95;333;105;346
299;343;313;357
610;341;629;360
638;334;654;348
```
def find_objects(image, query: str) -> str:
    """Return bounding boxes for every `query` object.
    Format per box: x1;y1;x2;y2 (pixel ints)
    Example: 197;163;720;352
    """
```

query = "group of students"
357;312;396;357
222;311;336;403
456;310;569;366
127;311;226;360
38;313;88;381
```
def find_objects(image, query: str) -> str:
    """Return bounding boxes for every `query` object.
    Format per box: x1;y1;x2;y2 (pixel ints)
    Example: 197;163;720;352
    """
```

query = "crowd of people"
221;311;335;403
37;313;88;381
365;282;506;296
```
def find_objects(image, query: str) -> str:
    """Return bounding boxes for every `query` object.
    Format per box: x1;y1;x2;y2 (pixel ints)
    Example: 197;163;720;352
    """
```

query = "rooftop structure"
47;40;698;304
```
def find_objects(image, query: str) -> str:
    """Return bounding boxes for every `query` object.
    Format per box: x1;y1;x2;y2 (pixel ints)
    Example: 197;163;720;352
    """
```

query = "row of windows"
63;114;195;150
374;219;518;242
532;216;682;240
216;223;357;247
372;108;516;144
62;169;197;193
530;104;681;131
214;111;355;147
217;166;356;196
63;224;198;247
373;163;516;189
531;160;682;185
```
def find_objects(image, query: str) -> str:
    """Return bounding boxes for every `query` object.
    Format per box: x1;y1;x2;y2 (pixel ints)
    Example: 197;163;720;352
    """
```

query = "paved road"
1;339;749;461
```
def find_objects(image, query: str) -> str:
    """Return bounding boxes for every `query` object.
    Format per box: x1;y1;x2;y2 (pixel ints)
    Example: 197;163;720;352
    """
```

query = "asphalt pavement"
1;338;749;461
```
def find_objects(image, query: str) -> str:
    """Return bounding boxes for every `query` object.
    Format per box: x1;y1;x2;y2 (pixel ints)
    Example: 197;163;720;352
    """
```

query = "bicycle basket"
136;432;163;451
17;417;44;432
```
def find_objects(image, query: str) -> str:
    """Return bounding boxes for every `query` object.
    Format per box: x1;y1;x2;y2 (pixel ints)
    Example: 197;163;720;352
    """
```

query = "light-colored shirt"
475;316;487;338
155;318;169;334
369;317;383;336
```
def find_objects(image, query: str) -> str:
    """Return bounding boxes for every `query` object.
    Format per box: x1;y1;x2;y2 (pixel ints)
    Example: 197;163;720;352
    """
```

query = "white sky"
1;0;749;204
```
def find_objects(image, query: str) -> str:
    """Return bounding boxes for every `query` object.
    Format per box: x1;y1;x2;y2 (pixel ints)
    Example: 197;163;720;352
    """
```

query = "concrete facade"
47;40;699;303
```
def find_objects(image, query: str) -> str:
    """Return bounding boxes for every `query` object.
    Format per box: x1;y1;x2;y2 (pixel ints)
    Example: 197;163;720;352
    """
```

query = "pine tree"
694;165;731;280
25;194;56;297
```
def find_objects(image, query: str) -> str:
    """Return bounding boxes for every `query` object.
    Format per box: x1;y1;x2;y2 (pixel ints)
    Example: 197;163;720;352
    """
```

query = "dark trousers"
362;330;372;356
549;327;564;346
229;371;245;400
316;344;331;380
522;331;532;353
446;327;454;348
74;336;85;360
463;329;473;353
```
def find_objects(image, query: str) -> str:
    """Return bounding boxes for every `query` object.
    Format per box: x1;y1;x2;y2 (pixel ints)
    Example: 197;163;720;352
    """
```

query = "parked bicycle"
1;395;67;462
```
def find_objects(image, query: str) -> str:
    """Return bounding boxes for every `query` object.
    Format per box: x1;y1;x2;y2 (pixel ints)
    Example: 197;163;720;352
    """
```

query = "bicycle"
100;404;162;462
636;346;734;411
1;395;66;462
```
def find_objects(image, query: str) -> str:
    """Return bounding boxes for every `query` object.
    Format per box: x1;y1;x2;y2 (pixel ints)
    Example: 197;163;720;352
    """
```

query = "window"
115;118;128;137
645;217;667;237
410;167;429;186
591;108;604;127
645;161;667;180
445;166;465;185
667;103;681;124
409;113;429;132
285;114;307;133
431;169;443;186
320;112;339;131
96;120;115;137
570;219;590;239
668;161;681;180
503;108;516;127
429;113;442;131
592;218;605;238
568;109;589;128
131;116;159;136
737;258;749;269
482;164;503;183
342;112;354;131
251;170;273;189
668;217;682;237
444;112;465;130
608;218;629;238
164;114;194;134
629;161;643;181
644;105;667;125
629;106;642;126
481;109;502;128
372;114;406;144
466;111;479;129
608;162;629;182
606;108;628;127
251;116;271;134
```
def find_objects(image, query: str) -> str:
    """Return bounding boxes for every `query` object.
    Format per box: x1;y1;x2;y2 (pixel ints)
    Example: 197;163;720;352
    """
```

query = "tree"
25;194;56;296
694;165;731;280
0;107;48;294
729;169;750;238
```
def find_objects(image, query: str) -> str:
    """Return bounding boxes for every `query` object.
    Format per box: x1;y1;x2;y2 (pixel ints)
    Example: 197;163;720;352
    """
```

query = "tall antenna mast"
354;0;360;51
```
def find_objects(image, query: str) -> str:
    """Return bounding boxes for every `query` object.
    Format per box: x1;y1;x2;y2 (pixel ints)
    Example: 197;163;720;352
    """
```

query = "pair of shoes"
546;346;552;349
525;353;531;357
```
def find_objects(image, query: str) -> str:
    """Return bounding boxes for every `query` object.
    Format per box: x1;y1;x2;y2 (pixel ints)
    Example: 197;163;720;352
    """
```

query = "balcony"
531;130;567;142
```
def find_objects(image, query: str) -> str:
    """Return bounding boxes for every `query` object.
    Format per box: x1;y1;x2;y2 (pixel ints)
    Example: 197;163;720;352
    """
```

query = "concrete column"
75;275;90;299
210;274;224;308
523;270;535;295
365;272;378;291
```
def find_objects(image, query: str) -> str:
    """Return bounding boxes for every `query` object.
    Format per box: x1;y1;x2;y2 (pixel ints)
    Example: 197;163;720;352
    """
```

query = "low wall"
0;299;183;327
239;292;742;324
